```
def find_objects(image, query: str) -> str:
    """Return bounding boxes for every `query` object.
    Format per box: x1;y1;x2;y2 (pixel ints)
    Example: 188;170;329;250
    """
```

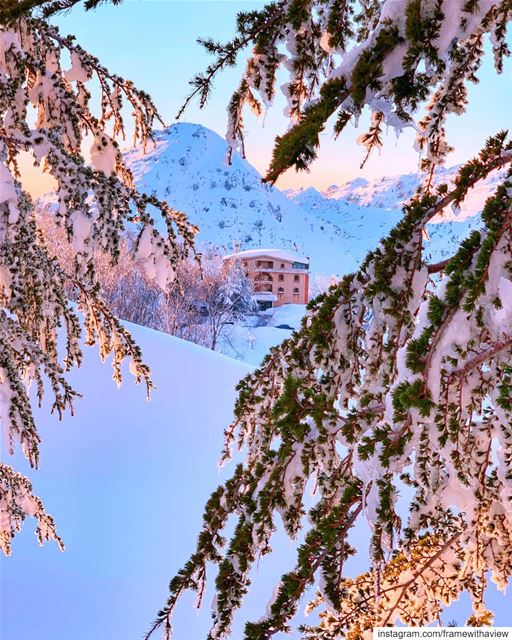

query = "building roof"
223;248;309;265
253;292;278;302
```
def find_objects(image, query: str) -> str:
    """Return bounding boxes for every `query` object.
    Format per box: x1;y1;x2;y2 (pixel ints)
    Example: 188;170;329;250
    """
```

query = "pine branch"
0;12;196;553
0;0;120;22
181;0;512;183
427;257;451;274
150;131;512;640
176;2;288;120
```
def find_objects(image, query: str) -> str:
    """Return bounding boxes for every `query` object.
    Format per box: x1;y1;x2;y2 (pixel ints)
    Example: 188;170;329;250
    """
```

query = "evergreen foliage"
150;1;512;638
0;0;119;23
0;9;196;553
181;0;511;185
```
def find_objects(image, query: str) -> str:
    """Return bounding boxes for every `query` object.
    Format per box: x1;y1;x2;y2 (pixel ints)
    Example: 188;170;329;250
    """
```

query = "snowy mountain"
286;163;506;265
37;122;503;276
123;123;380;276
127;123;504;273
290;163;505;213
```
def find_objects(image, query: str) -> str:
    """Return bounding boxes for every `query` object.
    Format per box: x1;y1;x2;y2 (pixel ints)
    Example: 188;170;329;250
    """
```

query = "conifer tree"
0;2;197;554
149;1;512;638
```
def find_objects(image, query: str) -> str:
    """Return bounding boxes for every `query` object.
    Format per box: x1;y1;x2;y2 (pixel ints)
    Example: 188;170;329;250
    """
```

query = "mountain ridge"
285;161;505;219
37;122;504;276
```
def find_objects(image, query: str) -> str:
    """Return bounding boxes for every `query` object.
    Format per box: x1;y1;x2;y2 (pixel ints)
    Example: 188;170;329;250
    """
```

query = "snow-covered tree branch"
182;0;511;184
0;0;119;23
149;1;512;638
0;10;196;552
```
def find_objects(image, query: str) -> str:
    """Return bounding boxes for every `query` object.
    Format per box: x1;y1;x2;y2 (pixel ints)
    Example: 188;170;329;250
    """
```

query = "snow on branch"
0;463;64;555
181;0;512;183
0;15;197;551
149;131;512;639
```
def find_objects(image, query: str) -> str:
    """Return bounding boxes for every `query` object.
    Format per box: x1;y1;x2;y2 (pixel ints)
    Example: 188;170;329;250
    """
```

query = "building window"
281;263;285;268
293;287;299;294
255;273;273;282
292;261;308;270
277;287;284;294
278;274;284;282
294;274;300;282
256;260;274;269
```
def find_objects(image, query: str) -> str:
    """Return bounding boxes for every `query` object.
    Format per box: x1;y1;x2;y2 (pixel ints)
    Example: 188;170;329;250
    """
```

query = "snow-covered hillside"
0;324;256;640
0;321;379;639
4;322;367;640
2;321;509;639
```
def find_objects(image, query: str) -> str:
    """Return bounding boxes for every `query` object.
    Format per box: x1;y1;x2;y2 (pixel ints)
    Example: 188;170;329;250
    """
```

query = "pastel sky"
24;0;512;196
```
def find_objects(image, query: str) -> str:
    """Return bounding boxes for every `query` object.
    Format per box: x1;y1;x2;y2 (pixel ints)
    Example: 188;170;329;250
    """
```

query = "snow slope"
3;322;360;640
1;321;509;639
0;324;258;640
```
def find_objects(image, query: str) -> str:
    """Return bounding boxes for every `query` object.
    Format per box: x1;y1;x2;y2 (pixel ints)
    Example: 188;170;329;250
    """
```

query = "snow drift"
1;323;256;640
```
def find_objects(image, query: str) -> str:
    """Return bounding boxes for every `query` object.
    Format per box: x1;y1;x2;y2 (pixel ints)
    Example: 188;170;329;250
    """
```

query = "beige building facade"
224;249;310;309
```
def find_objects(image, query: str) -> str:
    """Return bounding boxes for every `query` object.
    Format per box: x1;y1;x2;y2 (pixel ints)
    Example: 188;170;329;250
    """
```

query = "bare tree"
38;209;254;351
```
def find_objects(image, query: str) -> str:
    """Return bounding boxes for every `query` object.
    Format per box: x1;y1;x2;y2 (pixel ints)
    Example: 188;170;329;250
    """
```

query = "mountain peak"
122;122;358;275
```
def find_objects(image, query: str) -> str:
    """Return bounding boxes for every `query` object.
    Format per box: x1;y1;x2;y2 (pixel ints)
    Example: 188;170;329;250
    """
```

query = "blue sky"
44;0;512;192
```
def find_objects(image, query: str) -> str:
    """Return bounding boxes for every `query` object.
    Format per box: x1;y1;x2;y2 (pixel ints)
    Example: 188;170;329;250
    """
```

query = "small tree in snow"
148;1;512;638
199;255;255;351
0;3;196;555
312;274;341;298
